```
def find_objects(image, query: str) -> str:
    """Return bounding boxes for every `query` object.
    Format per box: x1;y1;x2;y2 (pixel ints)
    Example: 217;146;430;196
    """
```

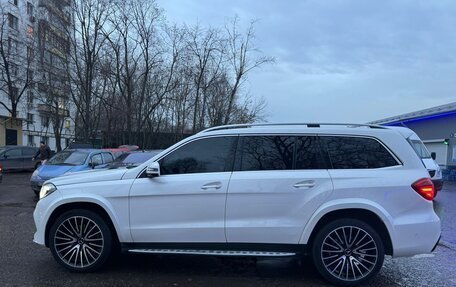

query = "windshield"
47;151;90;166
409;139;431;159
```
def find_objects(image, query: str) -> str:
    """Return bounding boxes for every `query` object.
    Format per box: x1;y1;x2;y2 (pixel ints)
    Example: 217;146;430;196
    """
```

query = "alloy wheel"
53;216;104;268
320;226;378;282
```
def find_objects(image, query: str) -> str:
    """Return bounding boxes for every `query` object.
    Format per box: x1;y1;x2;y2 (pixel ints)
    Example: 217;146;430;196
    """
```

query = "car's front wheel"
49;209;112;272
312;218;384;286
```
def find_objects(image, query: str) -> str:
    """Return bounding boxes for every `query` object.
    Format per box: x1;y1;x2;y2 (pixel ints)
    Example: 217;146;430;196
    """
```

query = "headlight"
39;183;57;199
32;169;40;177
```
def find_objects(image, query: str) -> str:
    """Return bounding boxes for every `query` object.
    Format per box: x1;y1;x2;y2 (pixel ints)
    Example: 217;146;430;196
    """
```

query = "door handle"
201;182;222;190
293;180;316;189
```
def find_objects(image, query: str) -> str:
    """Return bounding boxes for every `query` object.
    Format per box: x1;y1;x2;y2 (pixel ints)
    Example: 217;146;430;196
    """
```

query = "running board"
128;249;296;257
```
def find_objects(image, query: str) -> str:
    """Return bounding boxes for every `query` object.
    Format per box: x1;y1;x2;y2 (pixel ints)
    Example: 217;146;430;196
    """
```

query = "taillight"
0;165;2;172
412;178;435;200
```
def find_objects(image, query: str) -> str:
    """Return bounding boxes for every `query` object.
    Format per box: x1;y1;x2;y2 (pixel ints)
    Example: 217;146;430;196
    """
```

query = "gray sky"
157;0;456;123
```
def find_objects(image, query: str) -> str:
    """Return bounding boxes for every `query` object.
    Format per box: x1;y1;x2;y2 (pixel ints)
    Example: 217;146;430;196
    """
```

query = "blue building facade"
370;102;456;181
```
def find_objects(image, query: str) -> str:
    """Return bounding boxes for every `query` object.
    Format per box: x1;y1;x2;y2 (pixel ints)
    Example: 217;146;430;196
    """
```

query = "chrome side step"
128;249;296;257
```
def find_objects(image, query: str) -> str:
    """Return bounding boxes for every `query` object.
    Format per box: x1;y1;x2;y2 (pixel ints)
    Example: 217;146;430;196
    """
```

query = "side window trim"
318;134;403;169
90;153;103;164
157;135;239;176
235;134;296;172
234;134;330;172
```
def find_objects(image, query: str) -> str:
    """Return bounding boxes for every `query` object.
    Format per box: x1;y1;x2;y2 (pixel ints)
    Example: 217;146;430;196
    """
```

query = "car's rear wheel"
312;218;384;286
49;209;112;272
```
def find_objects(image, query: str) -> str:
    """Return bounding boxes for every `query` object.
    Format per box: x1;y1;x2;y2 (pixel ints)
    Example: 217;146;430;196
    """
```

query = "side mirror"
89;161;98;168
431;152;436;160
146;162;160;178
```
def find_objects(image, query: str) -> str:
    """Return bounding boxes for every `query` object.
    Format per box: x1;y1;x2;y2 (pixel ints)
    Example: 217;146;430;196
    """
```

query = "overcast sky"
157;0;456;123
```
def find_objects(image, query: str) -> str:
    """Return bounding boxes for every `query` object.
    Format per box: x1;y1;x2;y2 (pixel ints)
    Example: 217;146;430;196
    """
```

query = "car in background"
102;147;131;159
30;149;114;195
0;146;39;171
389;127;443;195
118;144;140;151
101;150;162;169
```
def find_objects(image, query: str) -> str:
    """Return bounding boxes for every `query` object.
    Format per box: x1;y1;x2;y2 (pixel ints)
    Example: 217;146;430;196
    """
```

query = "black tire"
49;209;113;272
312;218;384;286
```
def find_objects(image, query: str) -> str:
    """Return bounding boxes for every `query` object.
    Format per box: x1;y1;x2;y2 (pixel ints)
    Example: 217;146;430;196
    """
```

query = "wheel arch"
301;206;394;255
44;201;120;248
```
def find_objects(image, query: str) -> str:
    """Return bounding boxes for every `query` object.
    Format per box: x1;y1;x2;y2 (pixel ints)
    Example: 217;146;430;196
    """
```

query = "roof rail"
200;123;387;133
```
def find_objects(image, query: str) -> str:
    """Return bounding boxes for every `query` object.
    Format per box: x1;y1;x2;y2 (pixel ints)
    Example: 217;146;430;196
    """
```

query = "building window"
11;86;18;98
7;38;18;53
41;116;50;128
27;46;34;59
8;14;19;30
27;112;34;123
27;2;34;15
28;135;34;146
65;138;70;148
12;0;18;6
10;63;18;77
27;69;34;80
27;25;34;38
65;119;71;129
27;91;34;106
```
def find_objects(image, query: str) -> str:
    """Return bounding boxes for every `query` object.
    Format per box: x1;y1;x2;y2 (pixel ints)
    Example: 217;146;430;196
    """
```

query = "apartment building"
0;0;74;150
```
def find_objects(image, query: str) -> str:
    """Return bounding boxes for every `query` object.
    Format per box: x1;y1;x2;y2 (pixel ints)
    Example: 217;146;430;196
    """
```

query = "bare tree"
223;17;273;125
67;0;111;141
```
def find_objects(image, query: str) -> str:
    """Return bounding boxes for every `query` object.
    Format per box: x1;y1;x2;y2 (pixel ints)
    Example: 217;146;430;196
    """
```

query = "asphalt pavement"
1;172;456;287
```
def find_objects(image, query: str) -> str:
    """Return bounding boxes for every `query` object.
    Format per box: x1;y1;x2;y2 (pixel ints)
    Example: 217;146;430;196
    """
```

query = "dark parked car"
0;146;40;171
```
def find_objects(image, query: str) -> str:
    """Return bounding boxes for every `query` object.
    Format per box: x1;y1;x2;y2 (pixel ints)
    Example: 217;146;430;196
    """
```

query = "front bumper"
33;189;62;246
30;178;45;192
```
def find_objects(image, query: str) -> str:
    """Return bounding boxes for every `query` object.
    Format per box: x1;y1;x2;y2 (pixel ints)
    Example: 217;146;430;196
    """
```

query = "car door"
129;135;238;243
225;135;333;244
22;147;38;169
0;148;23;171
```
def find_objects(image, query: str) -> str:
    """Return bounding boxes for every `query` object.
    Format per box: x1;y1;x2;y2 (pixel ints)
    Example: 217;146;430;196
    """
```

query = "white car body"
33;123;441;284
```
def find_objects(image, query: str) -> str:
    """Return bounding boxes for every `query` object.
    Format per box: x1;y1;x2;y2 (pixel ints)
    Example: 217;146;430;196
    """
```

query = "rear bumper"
392;212;441;257
432;179;443;193
431;235;441;252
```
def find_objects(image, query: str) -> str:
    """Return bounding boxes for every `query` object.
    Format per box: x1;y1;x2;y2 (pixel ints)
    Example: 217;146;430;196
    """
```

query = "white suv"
33;123;441;286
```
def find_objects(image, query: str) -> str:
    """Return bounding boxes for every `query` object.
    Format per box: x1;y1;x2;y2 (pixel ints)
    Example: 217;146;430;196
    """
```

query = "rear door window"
239;136;294;171
23;148;37;157
321;136;399;169
102;152;114;163
295;136;329;169
5;148;21;158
